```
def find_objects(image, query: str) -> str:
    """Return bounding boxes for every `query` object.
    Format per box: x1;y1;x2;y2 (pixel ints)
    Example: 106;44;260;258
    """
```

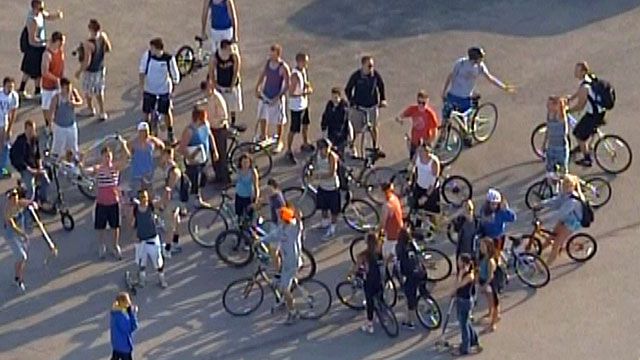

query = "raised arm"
42;9;63;20
70;88;84;107
102;32;113;52
482;63;515;93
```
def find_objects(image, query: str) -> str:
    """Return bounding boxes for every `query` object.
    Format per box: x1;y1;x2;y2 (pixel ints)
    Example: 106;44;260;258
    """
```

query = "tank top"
546;116;568;149
384;193;404;240
96;164;120;205
164;164;181;201
131;139;155;179
456;271;474;299
479;257;490;282
415;155;436;190
235;169;254;198
215;51;236;87
315;154;339;190
188;123;211;155
365;252;384;292
42;48;64;90
210;0;232;30
86;38;106;72
135;205;158;240
262;61;284;100
26;10;46;47
53;94;76;128
289;67;308;111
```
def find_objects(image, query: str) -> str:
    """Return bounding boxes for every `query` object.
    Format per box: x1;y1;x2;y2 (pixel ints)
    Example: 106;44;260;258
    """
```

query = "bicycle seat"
364;148;386;160
231;123;247;133
195;35;204;43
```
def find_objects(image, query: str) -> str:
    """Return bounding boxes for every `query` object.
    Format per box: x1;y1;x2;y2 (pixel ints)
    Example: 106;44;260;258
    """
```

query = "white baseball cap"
137;122;149;131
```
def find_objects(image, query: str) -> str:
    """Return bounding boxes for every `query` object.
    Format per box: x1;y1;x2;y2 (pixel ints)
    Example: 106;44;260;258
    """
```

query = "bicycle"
349;106;379;160
435;94;498;165
188;186;237;248
524;172;612;210
222;262;332;321
36;154;76;231
175;36;211;78
498;235;550;288
530;117;632;174
225;123;273;179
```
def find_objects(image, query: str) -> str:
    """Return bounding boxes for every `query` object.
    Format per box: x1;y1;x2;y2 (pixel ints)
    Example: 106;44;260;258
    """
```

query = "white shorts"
217;84;243;112
382;239;397;260
41;89;58;110
51;123;79;157
82;68;106;96
135;236;164;270
210;27;234;52
257;96;287;125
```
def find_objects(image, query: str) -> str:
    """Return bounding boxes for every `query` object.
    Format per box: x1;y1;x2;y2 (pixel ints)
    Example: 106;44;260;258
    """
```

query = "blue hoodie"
110;306;139;353
479;206;516;238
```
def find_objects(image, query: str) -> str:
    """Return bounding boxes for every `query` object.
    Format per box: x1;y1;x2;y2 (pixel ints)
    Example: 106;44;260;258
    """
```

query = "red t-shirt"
401;105;439;146
384;192;404;240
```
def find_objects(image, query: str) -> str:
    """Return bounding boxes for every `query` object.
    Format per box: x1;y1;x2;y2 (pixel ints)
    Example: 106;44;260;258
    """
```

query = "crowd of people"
0;0;616;359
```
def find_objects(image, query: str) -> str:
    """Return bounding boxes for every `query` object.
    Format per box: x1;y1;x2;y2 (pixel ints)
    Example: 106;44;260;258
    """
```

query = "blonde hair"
562;174;584;200
114;292;131;308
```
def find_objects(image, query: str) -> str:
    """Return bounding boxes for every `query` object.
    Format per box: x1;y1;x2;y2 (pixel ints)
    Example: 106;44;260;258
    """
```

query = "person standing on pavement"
131;190;168;289
351;232;384;334
254;44;291;153
200;82;230;185
320;87;350;158
9;120;50;206
138;38;180;144
451;254;482;356
285;52;314;164
18;0;63;99
208;39;242;125
40;31;65;130
49;77;83;159
110;292;139;360
312;138;340;240
453;199;480;270
377;182;404;263
200;0;239;51
0;77;20;178
344;55;387;157
74;19;112;121
396;90;440;159
234;154;259;221
128;122;165;194
159;148;184;255
3;187;38;293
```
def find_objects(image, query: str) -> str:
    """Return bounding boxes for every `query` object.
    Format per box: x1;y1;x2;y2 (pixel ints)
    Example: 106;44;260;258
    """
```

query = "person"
131;190;167;288
10;120;49;206
208;39;242;125
479;188;516;257
3;187;39;292
18;0;63;99
40;31;65;129
450;254;482;356
138;38;180;144
74;19;112;121
452;200;480;268
477;238;500;332
395;228;427;330
0;77;20;178
254;44;291;153
110;292;139;360
159;148;184;255
441;47;514;129
285;52;314;164
377;182;404;263
200;0;239;51
128;122;165;193
312;138;340;239
49;77;83;159
266;178;285;224
396;90;440;159
200;83;230;185
320;87;350;158
543;96;570;176
260;206;303;325
179;107;218;208
344;55;387;156
408;142;441;227
82;145;131;260
234;154;260;222
536;174;584;266
567;61;606;167
351;232;385;334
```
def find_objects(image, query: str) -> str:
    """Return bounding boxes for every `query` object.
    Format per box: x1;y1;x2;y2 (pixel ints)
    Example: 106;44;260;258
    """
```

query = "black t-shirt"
396;241;425;279
365;252;384;292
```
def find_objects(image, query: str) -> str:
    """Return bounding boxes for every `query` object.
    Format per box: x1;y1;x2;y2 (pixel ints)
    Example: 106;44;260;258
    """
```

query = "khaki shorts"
348;106;378;134
257;96;287;125
218;84;243;112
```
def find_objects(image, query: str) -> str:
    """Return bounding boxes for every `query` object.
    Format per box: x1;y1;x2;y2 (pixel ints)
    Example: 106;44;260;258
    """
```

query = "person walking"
320;87;350;158
74;19;112;121
0;77;20;178
200;0;239;51
49;78;83;159
40;31;65;130
110;292;139;360
285;52;314;164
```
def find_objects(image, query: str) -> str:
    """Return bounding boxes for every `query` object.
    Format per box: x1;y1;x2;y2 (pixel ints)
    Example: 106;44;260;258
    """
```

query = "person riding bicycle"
320;87;350;158
312;138;341;240
408;141;441;230
396;90;439;159
395;228;428;330
543;96;570;179
350;232;385;334
131;189;167;288
129;122;164;193
377;182;404;264
479;188;515;258
260;205;303;325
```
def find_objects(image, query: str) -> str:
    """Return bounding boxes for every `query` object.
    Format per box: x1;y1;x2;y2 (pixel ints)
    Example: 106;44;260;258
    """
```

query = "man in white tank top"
285;52;314;164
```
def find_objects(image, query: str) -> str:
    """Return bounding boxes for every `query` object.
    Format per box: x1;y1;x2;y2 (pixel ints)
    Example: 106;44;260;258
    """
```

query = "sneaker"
314;218;331;230
401;321;416;330
162;246;172;259
284;310;299;325
300;143;315;153
322;225;336;240
360;323;374;334
98;113;109;121
273;141;284;154
138;271;146;287
78;108;96;117
113;245;122;260
19;91;34;100
98;245;107;259
15;280;26;293
158;273;168;288
575;157;592;167
285;151;297;165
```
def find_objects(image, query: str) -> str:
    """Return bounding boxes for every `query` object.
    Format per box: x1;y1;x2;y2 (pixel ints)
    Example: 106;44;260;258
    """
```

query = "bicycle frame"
448;108;475;134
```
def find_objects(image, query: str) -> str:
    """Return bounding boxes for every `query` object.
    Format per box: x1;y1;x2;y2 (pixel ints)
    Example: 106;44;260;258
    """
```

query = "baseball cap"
137;122;149;131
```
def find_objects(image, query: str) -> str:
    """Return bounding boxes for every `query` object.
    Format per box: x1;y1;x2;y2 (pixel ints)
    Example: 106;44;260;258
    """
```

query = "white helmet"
486;188;502;203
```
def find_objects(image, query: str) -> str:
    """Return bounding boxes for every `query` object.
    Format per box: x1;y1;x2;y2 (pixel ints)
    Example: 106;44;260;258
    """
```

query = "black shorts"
142;92;171;115
411;185;441;213
290;108;310;133
21;46;46;78
111;350;133;360
573;112;605;141
95;203;120;229
235;194;254;220
316;188;341;215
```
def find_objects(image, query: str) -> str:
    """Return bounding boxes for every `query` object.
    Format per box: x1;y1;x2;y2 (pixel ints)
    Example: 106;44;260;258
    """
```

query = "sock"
172;234;179;245
18;81;26;92
34;86;41;95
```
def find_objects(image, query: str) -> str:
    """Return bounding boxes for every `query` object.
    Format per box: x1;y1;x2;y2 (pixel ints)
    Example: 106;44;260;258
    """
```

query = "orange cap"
279;206;295;223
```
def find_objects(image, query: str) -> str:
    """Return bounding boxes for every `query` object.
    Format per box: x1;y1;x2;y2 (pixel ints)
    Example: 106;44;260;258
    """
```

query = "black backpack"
144;51;175;79
588;76;616;111
20;27;29;53
571;195;594;228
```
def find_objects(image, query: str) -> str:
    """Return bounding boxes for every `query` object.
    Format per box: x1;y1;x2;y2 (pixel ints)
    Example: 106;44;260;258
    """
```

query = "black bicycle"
524;174;611;210
225;124;273;179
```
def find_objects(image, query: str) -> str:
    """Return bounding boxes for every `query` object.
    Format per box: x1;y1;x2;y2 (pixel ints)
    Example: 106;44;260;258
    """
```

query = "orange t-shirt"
401;105;439;146
384;193;404;240
42;48;65;90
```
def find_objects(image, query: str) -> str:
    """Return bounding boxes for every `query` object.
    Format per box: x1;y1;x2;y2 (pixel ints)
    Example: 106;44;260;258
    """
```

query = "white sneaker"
323;225;336;240
314;219;331;230
113;245;122;260
158;273;168;288
138;271;146;288
273;141;284;154
98;245;107;259
15;280;26;293
162;246;172;259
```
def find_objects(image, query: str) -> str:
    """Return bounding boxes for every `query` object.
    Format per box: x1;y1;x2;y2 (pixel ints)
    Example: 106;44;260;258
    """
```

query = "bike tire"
434;125;463;166
229;142;273;179
530;123;549;160
583;177;612;209
566;233;597;262
514;235;543;256
374;298;399;338
471;102;498;143
343;198;380;233
382;278;398;308
77;181;97;200
349;236;366;263
60;211;74;231
293;279;332;320
336;280;366;310
593;134;632;174
514;252;550;288
282;186;317;220
188;207;229;248
175;45;195;77
363;166;398;205
422;247;452;282
416;294;442;330
215;229;254;267
298;247;317;281
446;221;458;245
525;180;553;210
441;175;473;205
222;277;264;316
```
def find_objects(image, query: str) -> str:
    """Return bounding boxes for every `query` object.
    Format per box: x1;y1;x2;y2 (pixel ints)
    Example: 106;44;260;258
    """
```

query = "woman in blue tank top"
130;122;164;192
234;154;259;221
201;0;238;50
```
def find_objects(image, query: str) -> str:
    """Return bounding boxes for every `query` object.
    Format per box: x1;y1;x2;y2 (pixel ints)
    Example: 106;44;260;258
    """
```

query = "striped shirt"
96;164;120;205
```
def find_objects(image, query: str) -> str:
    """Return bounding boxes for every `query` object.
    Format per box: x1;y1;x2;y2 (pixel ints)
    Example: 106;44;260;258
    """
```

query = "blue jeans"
20;170;50;203
442;93;474;122
0;142;10;170
456;297;479;354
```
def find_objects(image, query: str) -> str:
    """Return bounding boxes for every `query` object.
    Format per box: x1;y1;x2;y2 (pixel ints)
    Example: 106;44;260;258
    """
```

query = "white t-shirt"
448;57;488;98
138;51;181;95
0;89;19;127
288;68;308;111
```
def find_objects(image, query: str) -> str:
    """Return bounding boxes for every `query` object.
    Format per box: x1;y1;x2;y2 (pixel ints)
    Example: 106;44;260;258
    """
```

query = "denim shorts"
5;227;28;261
545;146;569;173
563;216;582;233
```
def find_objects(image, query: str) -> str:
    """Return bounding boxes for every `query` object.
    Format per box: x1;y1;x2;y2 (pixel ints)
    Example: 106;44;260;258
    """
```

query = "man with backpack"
138;38;180;144
568;61;616;167
159;148;189;256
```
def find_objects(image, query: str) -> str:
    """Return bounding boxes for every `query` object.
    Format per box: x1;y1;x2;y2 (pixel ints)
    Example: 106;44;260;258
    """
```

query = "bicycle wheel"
593;134;632;174
583;177;611;209
514;235;543;256
416;294;442;330
471;102;498;143
188;207;229;248
382;278;398;308
363;166;398;205
282;186;317;220
374;298;399;338
215;229;254;267
222;277;264;316
335;280;366;310
77;179;97;200
514;253;550;288
298;248;317;281
446;221;458;245
292;279;332;320
230;142;273;179
349;236;366;263
525;180;553;210
175;45;195;77
60;211;74;231
422;247;452;282
566;233;597;262
441;175;473;205
433;126;462;166
530;123;547;160
343;198;380;233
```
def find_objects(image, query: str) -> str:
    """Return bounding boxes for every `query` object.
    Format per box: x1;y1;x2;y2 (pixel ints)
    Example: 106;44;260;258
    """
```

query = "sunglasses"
417;101;426;105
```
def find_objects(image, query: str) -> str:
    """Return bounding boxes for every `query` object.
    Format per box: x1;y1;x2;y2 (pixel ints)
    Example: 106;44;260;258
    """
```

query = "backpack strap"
144;51;152;75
